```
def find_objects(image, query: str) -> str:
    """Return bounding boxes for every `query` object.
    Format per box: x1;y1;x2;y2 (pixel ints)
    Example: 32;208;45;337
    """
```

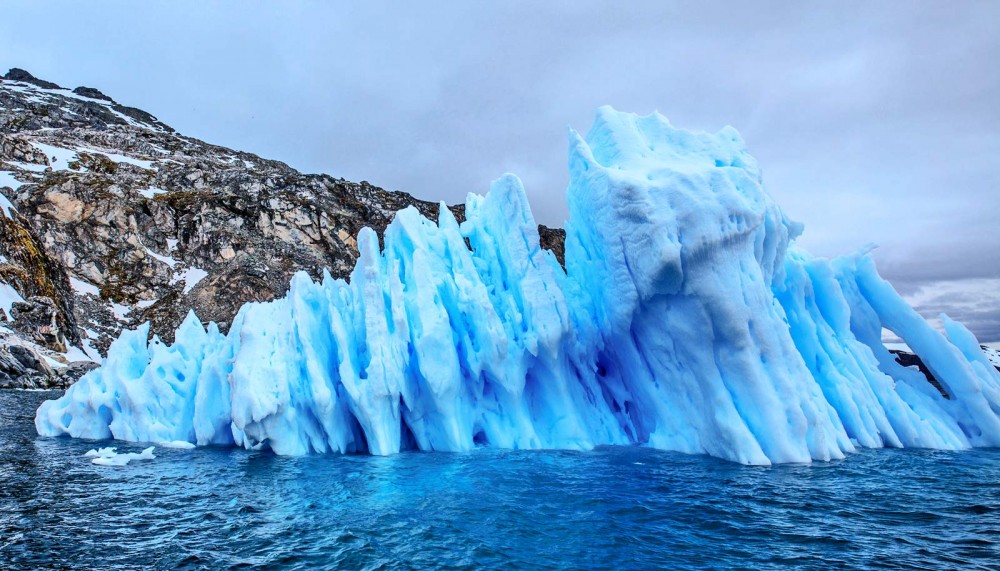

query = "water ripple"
3;391;999;570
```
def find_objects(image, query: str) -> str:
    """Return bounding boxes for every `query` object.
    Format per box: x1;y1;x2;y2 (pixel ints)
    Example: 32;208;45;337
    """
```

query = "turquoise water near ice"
3;390;999;569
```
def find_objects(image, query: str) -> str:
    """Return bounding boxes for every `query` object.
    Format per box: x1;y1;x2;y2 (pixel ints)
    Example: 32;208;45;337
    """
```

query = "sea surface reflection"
3;390;999;569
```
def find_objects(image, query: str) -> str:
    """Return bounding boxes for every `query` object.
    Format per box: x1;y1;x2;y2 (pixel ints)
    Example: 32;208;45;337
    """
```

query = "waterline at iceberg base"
34;108;1000;465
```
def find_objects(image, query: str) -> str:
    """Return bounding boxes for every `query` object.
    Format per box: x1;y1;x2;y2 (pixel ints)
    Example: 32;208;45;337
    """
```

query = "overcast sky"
2;1;998;341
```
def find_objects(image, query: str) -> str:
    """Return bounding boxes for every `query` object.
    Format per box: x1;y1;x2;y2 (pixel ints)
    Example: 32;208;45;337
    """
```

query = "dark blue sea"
2;390;999;570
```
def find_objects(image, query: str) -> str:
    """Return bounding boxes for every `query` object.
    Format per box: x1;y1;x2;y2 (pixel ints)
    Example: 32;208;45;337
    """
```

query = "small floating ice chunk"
84;447;117;458
88;446;156;466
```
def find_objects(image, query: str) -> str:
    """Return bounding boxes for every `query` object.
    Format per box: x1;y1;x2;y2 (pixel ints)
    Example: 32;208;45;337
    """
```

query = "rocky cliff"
0;68;564;387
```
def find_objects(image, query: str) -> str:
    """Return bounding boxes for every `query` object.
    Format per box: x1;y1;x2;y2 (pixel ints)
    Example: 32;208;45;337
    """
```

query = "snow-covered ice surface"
35;108;1000;465
159;440;196;449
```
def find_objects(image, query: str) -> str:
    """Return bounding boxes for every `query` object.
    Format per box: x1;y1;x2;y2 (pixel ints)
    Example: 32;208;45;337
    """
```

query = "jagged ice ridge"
35;108;1000;465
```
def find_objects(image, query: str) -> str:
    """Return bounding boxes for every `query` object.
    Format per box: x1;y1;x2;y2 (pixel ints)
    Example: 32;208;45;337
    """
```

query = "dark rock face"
0;343;57;389
889;347;1000;392
72;86;113;102
10;296;67;352
0;68;565;369
0;339;93;389
890;349;951;399
538;225;566;269
3;68;61;90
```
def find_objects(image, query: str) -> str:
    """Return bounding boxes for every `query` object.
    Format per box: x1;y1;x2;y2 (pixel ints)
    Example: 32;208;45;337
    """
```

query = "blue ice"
35;107;1000;464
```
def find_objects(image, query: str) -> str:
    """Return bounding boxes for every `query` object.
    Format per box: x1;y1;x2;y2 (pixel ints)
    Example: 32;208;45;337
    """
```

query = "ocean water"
2;391;998;570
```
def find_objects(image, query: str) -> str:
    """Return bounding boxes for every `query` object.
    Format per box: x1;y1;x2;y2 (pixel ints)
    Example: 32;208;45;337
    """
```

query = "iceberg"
35;107;1000;464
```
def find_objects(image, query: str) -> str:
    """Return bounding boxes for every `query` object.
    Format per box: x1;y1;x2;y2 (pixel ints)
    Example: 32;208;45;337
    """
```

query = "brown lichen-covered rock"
0;68;566;362
0;214;79;347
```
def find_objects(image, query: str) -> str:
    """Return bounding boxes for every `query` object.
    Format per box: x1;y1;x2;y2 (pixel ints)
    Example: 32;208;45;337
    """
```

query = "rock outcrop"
0;68;565;387
0;327;93;389
9;296;67;352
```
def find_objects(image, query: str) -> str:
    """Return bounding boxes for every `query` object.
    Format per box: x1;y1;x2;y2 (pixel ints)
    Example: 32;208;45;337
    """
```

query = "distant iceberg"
35;107;1000;465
